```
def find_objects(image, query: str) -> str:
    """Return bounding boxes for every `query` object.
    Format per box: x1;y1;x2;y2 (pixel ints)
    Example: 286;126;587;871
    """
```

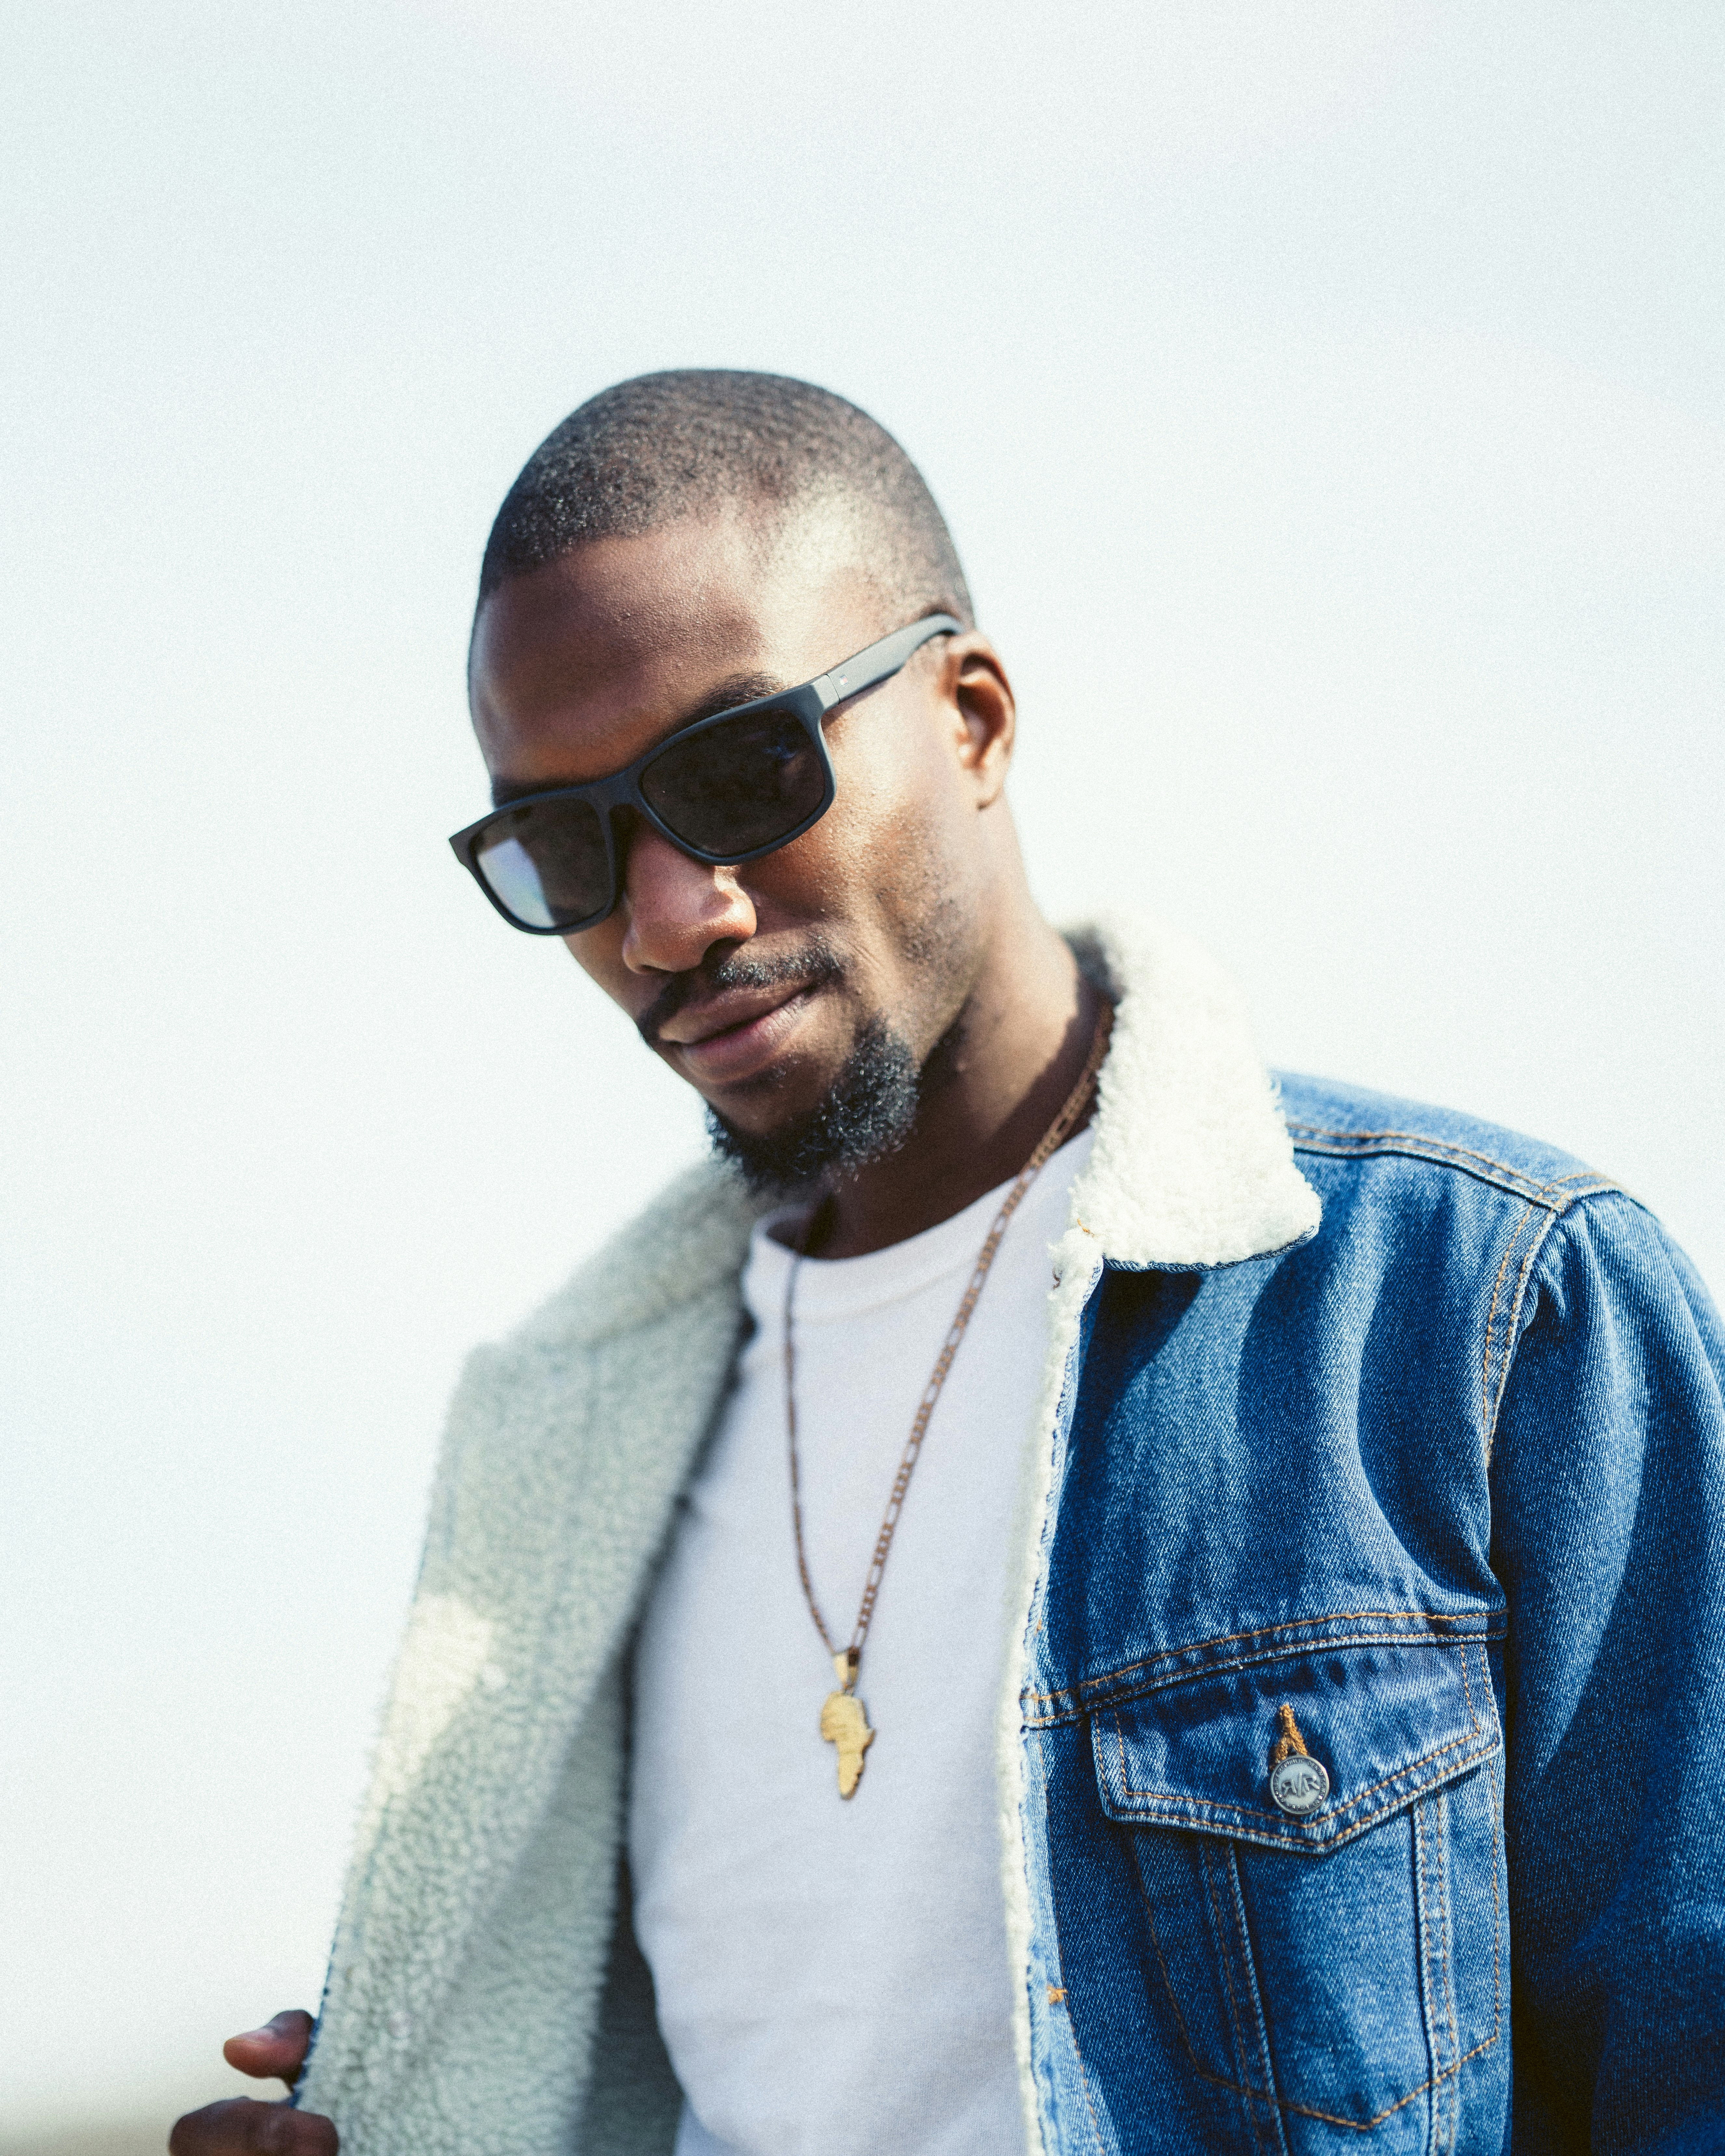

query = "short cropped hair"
477;369;974;628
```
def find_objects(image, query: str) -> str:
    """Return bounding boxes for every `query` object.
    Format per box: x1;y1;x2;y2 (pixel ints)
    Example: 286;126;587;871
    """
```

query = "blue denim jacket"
293;918;1725;2156
1019;1069;1725;2156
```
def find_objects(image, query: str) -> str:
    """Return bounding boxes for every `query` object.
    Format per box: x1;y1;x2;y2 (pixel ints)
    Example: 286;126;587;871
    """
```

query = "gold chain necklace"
784;998;1114;1797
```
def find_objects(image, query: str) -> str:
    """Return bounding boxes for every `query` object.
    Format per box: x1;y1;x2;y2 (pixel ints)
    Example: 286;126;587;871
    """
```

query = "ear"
943;635;1015;809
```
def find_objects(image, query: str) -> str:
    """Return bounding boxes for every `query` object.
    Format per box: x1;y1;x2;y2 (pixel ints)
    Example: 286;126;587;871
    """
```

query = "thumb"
222;2008;314;2085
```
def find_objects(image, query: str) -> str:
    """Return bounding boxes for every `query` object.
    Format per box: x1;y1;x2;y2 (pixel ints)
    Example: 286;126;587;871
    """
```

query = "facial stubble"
703;1014;923;1194
681;821;975;1197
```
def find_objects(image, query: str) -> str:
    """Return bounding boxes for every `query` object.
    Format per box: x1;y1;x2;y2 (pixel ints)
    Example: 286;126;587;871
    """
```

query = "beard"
704;1014;922;1196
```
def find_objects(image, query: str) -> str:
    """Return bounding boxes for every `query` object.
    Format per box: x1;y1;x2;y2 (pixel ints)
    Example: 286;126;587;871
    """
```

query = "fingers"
221;2011;314;2085
168;2096;337;2155
168;2008;330;2154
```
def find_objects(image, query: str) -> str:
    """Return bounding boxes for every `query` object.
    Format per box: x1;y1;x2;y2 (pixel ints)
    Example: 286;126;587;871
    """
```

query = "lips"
655;982;819;1085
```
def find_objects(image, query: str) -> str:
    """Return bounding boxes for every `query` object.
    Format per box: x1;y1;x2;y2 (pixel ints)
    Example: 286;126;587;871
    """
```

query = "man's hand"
168;2011;336;2153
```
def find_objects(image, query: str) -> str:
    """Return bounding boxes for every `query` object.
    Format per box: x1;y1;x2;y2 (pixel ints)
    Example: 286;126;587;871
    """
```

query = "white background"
4;2;1722;2142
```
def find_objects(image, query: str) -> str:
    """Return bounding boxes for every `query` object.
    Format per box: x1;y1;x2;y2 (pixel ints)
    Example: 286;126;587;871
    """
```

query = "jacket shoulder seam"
1480;1200;1570;1457
1287;1121;1619;1209
1480;1186;1649;1464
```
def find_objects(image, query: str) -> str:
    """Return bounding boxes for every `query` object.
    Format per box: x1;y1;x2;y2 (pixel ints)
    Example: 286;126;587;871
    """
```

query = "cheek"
562;920;631;999
824;713;965;871
756;778;940;931
761;748;974;984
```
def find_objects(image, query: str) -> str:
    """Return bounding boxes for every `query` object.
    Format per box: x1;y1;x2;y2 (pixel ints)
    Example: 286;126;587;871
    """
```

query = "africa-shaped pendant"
820;1653;875;1797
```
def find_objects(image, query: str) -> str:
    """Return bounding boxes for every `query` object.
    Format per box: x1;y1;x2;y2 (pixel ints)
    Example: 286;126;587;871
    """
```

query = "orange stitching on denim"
1027;1628;1501;1727
1223;1843;1290;2154
1202;1843;1277;2156
1104;1716;1483;1819
1106;1655;1489;1825
1280;2034;1501;2131
1035;1634;1481;1725
1120;1741;1500;1851
1479;1201;1537;1440
1198;1842;1252;2123
1284;1121;1519;1167
1484;1208;1562;1460
1285;1123;1617;1201
1200;1839;1246;2070
1174;1958;1498;2126
1258;1786;1494;2131
1283;1120;1522;1168
1046;1986;1067;2003
1438;1787;1459;2084
1143;1889;1208;2070
1489;1226;1544;1433
1424;1788;1455;2152
1442;1839;1460;2153
1180;2033;1501;2132
1149;1778;1503;2131
1024;1608;1490;1711
1414;1796;1436;2082
1177;1868;1283;2145
1479;1207;1532;1415
1224;1994;1500;2126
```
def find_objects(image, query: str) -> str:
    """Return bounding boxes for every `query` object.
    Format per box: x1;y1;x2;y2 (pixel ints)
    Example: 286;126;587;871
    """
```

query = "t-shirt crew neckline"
751;1125;1097;1324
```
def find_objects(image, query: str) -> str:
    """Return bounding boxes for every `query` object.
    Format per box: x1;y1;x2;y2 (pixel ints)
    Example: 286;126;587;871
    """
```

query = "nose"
616;817;757;974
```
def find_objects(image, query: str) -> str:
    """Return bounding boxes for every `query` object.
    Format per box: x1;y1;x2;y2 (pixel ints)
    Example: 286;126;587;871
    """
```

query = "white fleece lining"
994;1235;1105;2153
297;914;1318;2156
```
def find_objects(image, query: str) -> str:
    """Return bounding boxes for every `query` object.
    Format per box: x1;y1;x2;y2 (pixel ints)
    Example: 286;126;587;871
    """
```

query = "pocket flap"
1090;1636;1499;1852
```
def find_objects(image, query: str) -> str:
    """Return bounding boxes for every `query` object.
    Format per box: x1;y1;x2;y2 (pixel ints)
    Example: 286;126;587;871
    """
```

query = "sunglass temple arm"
810;613;963;713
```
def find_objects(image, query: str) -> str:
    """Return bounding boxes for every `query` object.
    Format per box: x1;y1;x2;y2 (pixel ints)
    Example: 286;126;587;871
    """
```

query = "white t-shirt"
629;1130;1093;2156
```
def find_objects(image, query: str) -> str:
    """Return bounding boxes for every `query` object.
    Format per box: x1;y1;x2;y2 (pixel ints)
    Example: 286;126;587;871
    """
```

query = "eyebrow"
488;670;785;808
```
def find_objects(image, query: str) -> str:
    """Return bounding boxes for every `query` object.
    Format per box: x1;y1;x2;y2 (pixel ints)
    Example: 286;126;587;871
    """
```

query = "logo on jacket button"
1269;1753;1331;1814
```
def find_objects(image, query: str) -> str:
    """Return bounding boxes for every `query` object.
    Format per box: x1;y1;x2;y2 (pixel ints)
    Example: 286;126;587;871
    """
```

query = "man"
173;371;1725;2156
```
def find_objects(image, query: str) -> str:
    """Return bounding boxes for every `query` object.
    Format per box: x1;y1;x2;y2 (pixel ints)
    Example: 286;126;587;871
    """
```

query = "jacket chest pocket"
1090;1636;1504;2154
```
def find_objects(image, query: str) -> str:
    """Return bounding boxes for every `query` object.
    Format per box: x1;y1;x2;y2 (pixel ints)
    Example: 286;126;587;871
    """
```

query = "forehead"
468;513;893;791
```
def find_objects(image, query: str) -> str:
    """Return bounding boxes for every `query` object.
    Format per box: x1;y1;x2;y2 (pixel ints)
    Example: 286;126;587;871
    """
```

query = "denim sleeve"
1488;1192;1725;2154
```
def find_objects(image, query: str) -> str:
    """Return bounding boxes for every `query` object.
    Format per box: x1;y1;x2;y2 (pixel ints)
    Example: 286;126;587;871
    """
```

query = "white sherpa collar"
1065;912;1321;1266
523;911;1320;1364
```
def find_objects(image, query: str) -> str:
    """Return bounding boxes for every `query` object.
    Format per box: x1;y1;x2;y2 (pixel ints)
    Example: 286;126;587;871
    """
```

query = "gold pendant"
820;1653;875;1797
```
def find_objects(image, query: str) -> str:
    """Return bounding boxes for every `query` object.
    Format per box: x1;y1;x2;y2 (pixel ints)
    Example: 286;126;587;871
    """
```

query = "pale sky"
4;1;1723;2138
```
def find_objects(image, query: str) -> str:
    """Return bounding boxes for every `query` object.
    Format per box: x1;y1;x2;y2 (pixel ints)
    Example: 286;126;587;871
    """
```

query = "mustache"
635;936;846;1049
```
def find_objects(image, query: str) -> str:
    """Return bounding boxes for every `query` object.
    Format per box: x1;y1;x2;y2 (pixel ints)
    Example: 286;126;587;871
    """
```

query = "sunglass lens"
473;798;611;929
640;709;826;857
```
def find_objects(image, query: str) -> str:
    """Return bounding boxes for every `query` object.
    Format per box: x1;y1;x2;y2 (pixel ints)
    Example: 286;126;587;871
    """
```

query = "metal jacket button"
1269;1752;1331;1814
1268;1701;1331;1815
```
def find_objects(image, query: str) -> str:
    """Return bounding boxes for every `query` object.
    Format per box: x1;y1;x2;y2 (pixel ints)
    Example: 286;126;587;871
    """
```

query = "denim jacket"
1020;1069;1725;2155
296;916;1725;2156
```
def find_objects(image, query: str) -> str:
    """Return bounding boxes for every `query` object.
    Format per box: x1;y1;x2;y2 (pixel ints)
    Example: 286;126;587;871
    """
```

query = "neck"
806;905;1103;1262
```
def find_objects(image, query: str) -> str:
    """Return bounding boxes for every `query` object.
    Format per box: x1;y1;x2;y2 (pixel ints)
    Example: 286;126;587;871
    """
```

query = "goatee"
704;1016;921;1195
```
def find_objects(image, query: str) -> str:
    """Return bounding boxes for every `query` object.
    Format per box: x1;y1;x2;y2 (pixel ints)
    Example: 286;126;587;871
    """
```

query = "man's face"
467;514;1010;1161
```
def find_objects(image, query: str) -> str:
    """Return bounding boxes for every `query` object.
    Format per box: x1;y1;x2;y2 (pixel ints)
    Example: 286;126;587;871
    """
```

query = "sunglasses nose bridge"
598;780;705;902
603;797;670;920
616;799;739;892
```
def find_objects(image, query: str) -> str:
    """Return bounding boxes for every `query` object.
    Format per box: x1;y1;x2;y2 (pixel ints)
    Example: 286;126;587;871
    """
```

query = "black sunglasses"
450;612;961;935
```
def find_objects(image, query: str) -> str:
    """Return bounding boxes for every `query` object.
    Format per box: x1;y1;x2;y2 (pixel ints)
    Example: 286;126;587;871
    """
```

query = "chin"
703;1015;921;1193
